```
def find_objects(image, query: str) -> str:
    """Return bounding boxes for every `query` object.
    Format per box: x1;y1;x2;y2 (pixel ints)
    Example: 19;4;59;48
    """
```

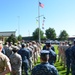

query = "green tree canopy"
45;27;56;40
6;34;18;44
17;35;22;41
32;28;44;40
58;30;69;41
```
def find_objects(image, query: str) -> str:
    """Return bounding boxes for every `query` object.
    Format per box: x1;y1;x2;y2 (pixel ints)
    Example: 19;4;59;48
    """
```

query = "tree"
6;34;18;44
32;28;44;40
58;30;69;41
17;35;22;41
45;27;56;40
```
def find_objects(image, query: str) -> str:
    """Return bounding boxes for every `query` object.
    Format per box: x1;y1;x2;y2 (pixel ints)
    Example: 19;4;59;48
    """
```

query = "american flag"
39;2;44;8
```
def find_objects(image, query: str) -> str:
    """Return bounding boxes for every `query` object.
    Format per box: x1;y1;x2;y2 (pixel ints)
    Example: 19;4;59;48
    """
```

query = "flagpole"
38;0;41;43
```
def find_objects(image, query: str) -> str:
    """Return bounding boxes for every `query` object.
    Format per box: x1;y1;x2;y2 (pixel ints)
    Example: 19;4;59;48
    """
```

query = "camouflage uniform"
0;52;11;74
71;43;75;75
9;47;22;75
18;43;30;75
32;41;38;65
32;62;59;75
43;40;56;65
48;48;56;65
26;43;33;71
62;43;69;68
5;46;13;58
65;44;71;75
31;50;59;75
57;43;63;62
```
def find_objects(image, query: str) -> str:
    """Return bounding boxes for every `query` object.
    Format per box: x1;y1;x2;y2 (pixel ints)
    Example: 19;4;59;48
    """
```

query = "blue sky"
0;0;75;37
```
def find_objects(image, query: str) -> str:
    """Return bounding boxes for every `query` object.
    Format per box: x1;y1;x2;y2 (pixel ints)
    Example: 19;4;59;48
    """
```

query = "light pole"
17;16;20;36
36;15;44;43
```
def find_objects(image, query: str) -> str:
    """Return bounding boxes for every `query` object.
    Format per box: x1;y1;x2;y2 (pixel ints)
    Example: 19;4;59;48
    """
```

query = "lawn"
7;45;71;75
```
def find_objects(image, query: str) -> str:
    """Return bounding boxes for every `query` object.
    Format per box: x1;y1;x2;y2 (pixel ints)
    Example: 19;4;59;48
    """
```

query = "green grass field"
7;45;71;75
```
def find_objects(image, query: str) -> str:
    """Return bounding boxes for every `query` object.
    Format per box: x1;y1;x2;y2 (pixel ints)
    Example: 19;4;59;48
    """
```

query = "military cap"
13;46;19;50
73;39;75;42
74;39;75;41
21;43;26;47
14;43;17;46
32;41;36;44
18;41;20;44
45;40;51;44
69;43;71;46
40;50;49;57
73;39;75;44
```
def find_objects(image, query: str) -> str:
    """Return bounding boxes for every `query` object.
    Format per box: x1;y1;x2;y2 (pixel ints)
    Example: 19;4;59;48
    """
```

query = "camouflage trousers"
61;53;66;68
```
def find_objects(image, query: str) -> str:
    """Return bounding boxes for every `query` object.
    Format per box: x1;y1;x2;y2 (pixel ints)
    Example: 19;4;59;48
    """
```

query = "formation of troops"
58;40;75;75
0;39;75;75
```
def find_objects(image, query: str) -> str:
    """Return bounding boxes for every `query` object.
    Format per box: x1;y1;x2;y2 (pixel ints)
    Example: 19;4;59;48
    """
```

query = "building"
0;31;16;41
68;37;75;42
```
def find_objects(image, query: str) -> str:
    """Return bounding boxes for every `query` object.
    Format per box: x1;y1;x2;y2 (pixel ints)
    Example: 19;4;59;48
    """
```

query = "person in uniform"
43;40;57;65
65;43;71;75
26;43;33;71
4;42;13;58
0;41;11;75
31;50;59;75
9;46;22;75
3;42;9;54
57;42;62;62
29;42;35;68
18;43;30;75
62;41;69;69
43;40;55;51
70;40;75;75
32;41;38;65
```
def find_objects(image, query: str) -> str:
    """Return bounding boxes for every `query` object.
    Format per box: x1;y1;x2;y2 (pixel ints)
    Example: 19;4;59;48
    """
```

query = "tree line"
4;27;68;44
32;27;69;41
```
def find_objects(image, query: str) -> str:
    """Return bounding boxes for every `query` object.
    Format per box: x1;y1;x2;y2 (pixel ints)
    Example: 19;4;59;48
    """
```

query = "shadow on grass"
57;66;66;71
61;71;66;74
58;69;67;75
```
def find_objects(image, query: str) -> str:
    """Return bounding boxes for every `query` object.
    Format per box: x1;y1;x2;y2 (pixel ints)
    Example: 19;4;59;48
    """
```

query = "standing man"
43;40;55;51
9;46;22;75
65;44;71;75
62;41;69;69
26;43;33;71
57;42;62;62
71;40;75;75
18;43;30;75
32;41;38;65
43;40;57;65
31;50;59;75
0;41;11;75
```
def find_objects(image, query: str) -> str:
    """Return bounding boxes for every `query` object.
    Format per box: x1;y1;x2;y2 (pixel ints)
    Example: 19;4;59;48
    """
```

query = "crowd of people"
58;40;75;75
0;40;41;75
0;39;75;75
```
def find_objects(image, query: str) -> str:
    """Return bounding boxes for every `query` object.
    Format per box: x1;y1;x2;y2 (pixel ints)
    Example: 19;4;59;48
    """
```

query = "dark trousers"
71;65;75;75
66;63;70;75
22;62;29;75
